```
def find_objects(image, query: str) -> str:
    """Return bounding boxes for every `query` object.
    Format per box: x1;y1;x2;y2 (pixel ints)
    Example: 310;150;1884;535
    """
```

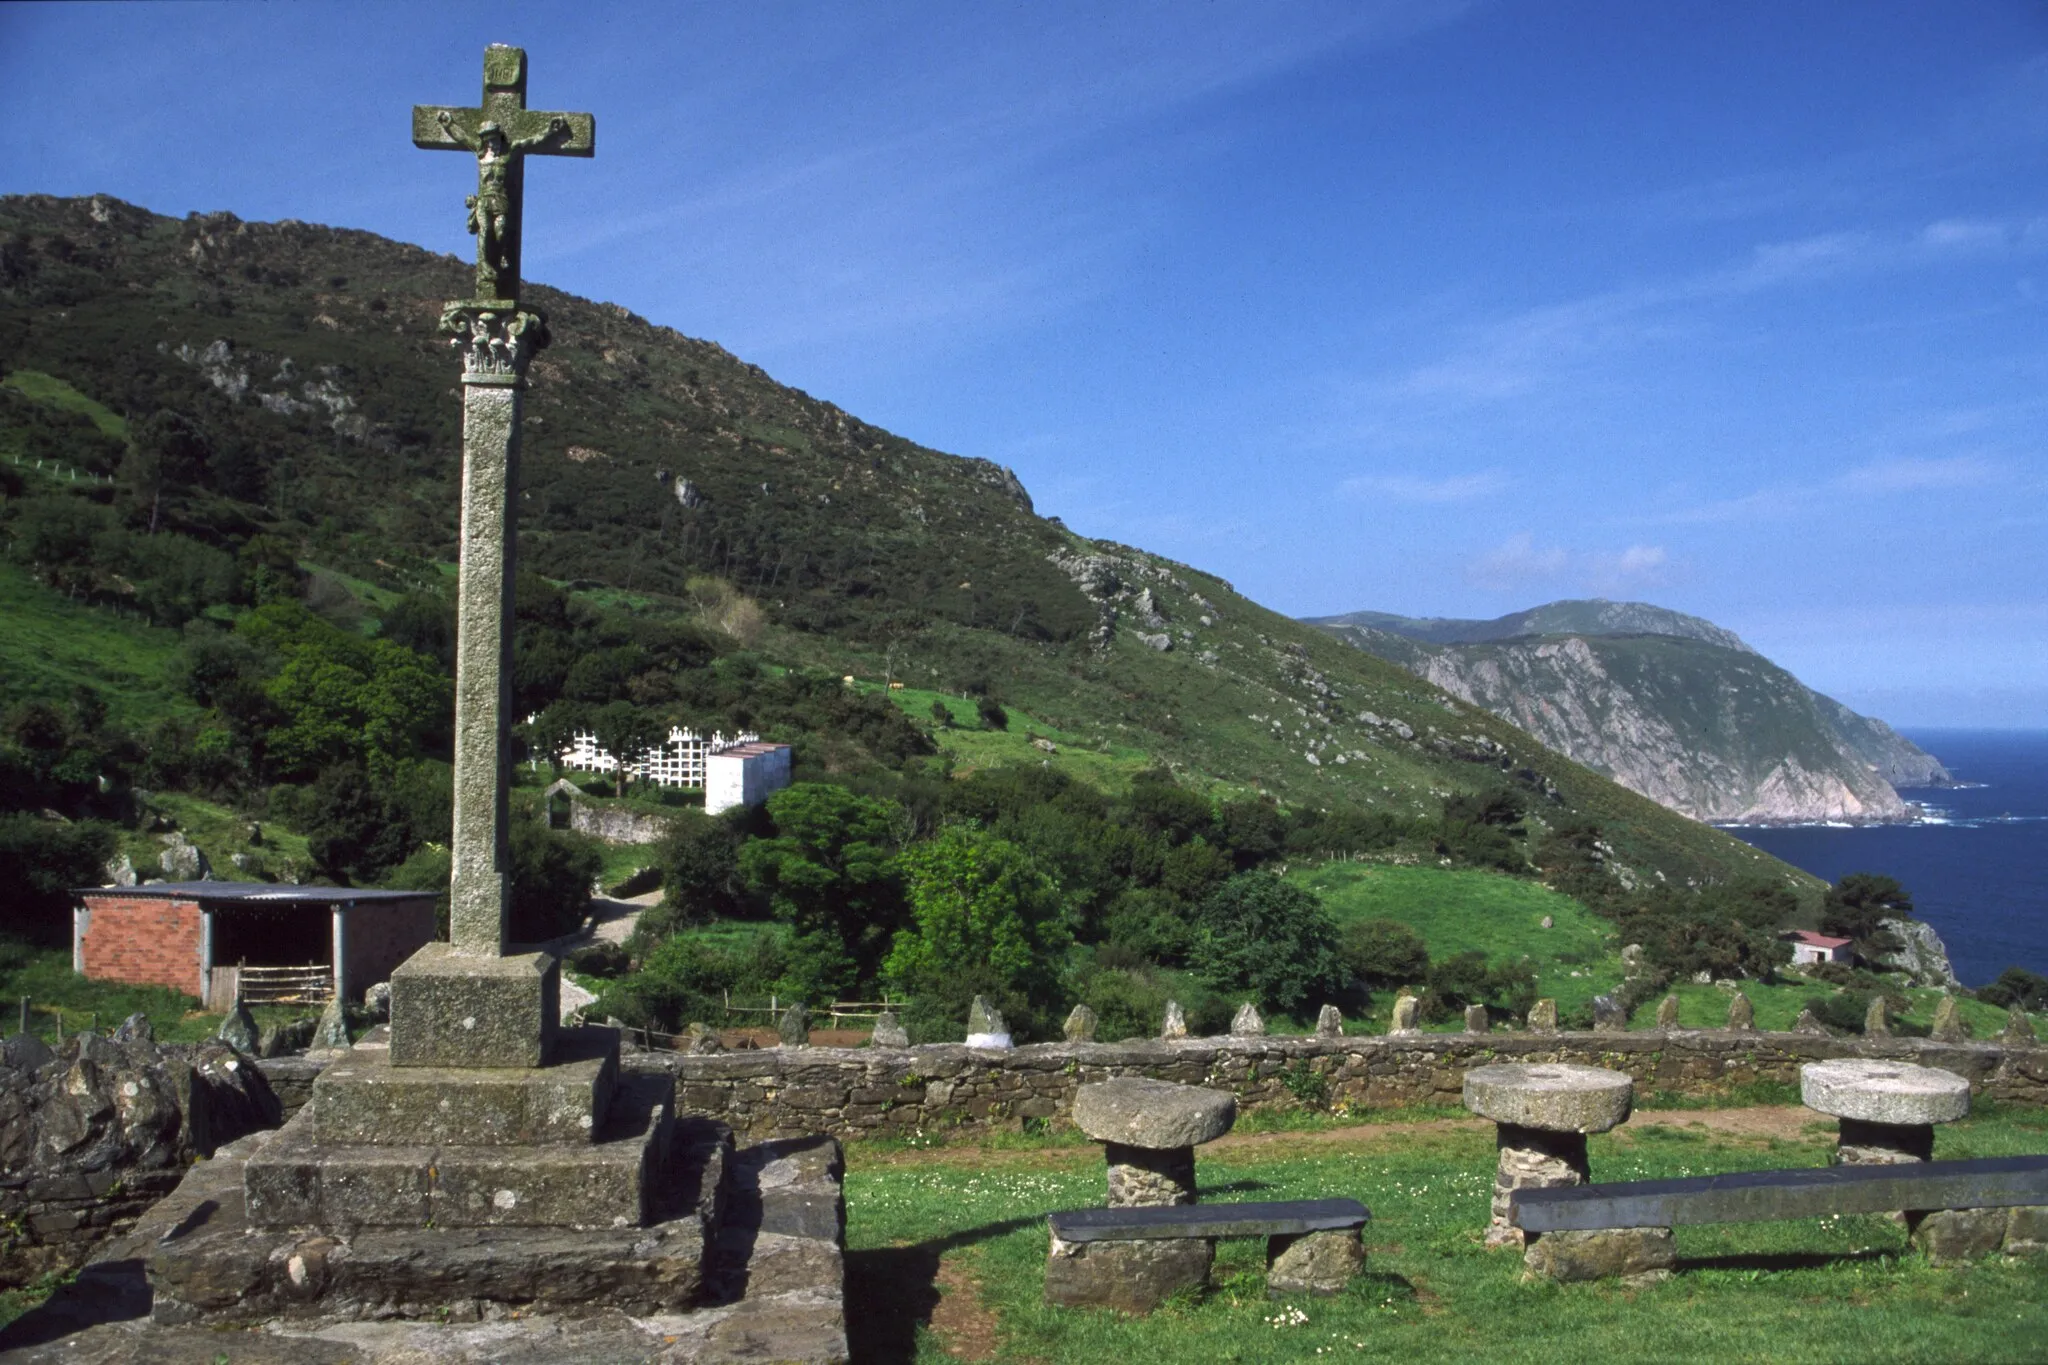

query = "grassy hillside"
0;192;1811;900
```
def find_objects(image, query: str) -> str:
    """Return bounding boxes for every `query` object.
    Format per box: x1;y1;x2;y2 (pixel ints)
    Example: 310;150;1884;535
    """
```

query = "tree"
643;808;747;932
884;823;1068;1022
121;410;210;534
509;820;603;942
975;695;1008;731
739;783;905;986
1340;918;1431;988
1421;951;1537;1022
1822;873;1915;961
588;701;663;799
1187;872;1345;1015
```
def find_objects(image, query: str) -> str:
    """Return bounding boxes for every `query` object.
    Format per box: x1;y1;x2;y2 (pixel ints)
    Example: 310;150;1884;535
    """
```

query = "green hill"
0;193;1803;896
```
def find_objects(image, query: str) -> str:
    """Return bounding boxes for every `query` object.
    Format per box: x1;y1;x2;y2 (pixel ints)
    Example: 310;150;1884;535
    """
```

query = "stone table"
1463;1062;1633;1249
1801;1059;1970;1164
1047;1077;1237;1311
1071;1076;1236;1207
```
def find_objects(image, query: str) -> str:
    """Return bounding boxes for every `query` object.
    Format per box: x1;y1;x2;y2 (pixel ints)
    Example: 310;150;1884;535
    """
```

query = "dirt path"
847;1106;1831;1173
926;1255;1002;1361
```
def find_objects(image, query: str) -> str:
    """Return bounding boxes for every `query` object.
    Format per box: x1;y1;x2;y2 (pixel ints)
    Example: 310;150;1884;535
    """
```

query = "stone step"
244;1072;673;1231
309;1025;619;1147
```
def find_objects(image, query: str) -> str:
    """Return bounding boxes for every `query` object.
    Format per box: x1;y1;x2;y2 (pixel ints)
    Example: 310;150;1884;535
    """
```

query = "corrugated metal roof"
74;882;432;907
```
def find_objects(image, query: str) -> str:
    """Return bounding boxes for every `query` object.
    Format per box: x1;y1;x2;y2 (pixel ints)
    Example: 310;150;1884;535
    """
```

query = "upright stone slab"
1464;1004;1489;1034
1315;1004;1344;1038
1931;995;1967;1043
1464;1063;1632;1248
1160;1000;1188;1040
1526;998;1558;1034
1389;994;1420;1033
1063;1004;1098;1042
1726;991;1755;1030
1592;994;1626;1033
1655;994;1680;1030
1230;1002;1265;1036
2004;1006;2038;1045
1865;996;1892;1037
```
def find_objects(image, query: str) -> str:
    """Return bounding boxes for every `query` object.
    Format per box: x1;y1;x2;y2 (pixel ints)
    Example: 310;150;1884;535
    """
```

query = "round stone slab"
1800;1059;1970;1126
1463;1063;1633;1134
1072;1077;1236;1149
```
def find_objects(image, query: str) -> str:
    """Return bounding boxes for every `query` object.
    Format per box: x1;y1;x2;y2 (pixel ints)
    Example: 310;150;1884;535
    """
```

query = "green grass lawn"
120;791;313;885
1292;862;1624;1020
872;681;1164;794
0;563;192;729
1;369;129;438
0;938;320;1045
1643;978;2027;1039
844;1104;2048;1363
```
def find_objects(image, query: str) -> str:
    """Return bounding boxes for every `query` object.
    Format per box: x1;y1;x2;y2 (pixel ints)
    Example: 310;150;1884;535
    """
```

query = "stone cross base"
389;942;560;1069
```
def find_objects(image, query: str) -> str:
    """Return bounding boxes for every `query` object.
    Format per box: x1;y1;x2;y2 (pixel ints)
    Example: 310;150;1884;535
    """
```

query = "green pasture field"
1291;862;1625;1019
1642;978;2027;1040
872;680;1163;794
844;1104;2048;1363
0;938;318;1046
0;563;191;729
1;369;129;439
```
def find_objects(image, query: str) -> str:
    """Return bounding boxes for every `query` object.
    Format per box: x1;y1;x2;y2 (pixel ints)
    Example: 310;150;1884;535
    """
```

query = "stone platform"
0;1126;848;1363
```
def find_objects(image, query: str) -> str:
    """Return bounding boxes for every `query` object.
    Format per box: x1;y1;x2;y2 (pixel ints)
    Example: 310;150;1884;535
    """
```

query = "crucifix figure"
406;47;593;970
413;44;594;304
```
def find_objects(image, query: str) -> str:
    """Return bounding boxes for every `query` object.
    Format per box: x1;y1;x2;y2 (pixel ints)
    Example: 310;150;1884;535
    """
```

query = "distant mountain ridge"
1304;599;1950;825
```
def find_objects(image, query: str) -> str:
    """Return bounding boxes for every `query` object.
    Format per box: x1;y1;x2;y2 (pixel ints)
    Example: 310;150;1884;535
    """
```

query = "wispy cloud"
1464;534;1670;593
1340;469;1510;502
1658;454;2015;524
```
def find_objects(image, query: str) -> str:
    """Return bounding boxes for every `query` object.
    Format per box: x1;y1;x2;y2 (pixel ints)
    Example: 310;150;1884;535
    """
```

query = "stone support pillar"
1104;1142;1197;1208
1462;1062;1633;1250
331;903;350;1004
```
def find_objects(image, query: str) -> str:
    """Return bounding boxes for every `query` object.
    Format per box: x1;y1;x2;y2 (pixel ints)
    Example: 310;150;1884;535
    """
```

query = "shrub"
1187;872;1345;1015
508;821;603;943
1339;918;1430;988
1420;951;1537;1023
1979;967;2048;1012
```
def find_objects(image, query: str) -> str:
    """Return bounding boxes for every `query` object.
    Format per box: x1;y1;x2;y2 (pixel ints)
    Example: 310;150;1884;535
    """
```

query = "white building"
1785;930;1855;967
550;725;761;789
706;741;794;815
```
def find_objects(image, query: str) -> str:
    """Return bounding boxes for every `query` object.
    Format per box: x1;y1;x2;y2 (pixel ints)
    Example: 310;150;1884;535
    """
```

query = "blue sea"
1724;729;2048;988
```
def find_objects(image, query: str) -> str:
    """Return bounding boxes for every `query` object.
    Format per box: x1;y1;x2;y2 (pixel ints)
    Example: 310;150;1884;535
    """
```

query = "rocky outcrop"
1307;601;1946;825
1882;918;1961;990
0;1031;280;1286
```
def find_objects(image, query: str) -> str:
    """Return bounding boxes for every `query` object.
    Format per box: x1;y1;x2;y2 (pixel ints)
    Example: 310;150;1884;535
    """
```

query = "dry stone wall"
628;1030;2048;1141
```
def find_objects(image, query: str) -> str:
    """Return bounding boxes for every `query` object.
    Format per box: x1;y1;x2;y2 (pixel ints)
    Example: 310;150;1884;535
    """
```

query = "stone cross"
413;44;595;305
414;46;593;958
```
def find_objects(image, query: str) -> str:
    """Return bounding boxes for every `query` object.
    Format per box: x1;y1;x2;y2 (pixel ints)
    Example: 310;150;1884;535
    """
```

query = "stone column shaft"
1104;1142;1197;1207
448;374;522;955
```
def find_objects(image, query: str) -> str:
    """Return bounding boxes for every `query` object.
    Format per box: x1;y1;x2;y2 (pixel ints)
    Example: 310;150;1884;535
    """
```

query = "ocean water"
1724;729;2048;988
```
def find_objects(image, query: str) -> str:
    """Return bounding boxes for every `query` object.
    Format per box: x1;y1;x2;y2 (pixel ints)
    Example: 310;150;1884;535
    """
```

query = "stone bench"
1045;1198;1370;1311
1510;1154;2048;1280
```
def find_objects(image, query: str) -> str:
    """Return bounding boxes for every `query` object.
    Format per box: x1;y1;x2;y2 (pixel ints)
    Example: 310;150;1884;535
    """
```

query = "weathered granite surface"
1;1125;848;1363
1;1032;279;1286
1072;1077;1236;1148
1266;1228;1364;1297
1523;1226;1675;1282
389;944;560;1069
1801;1059;1971;1126
250;1030;2046;1143
1043;1233;1213;1313
1463;1063;1633;1134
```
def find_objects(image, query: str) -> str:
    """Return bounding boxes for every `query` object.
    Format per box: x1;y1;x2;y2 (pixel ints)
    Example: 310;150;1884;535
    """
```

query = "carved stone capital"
440;304;549;381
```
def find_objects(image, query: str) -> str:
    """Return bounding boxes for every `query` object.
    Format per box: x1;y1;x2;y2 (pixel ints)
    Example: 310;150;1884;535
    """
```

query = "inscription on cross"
413;44;594;304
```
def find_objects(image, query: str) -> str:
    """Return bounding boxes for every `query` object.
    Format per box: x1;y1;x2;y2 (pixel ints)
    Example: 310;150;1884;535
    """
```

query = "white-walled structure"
706;742;794;815
550;725;761;788
1786;930;1854;967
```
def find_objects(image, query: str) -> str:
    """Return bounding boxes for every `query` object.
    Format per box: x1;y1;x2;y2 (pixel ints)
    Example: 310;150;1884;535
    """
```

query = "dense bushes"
1186;873;1345;1016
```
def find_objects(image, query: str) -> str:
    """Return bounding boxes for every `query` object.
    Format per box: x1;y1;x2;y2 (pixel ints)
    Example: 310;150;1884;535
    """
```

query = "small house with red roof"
1785;929;1855;968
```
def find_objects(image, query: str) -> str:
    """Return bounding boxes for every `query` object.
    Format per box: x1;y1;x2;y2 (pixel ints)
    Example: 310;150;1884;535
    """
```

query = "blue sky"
3;2;2045;725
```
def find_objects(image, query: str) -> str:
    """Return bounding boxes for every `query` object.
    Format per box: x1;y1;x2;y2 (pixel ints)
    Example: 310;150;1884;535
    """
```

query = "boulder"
1726;992;1755;1030
1800;1059;1970;1127
1524;1227;1675;1283
1063;1004;1098;1043
309;997;352;1051
966;996;1012;1049
1267;1228;1364;1297
1463;1063;1633;1134
1072;1077;1236;1149
1882;918;1959;989
217;1000;260;1055
1930;995;1967;1043
777;1002;811;1048
684;1021;727;1054
110;1012;153;1044
2003;1006;2038;1046
363;980;392;1021
1911;1208;2008;1265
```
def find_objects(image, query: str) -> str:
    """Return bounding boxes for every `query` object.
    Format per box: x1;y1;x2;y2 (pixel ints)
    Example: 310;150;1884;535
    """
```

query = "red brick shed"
73;882;437;1008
